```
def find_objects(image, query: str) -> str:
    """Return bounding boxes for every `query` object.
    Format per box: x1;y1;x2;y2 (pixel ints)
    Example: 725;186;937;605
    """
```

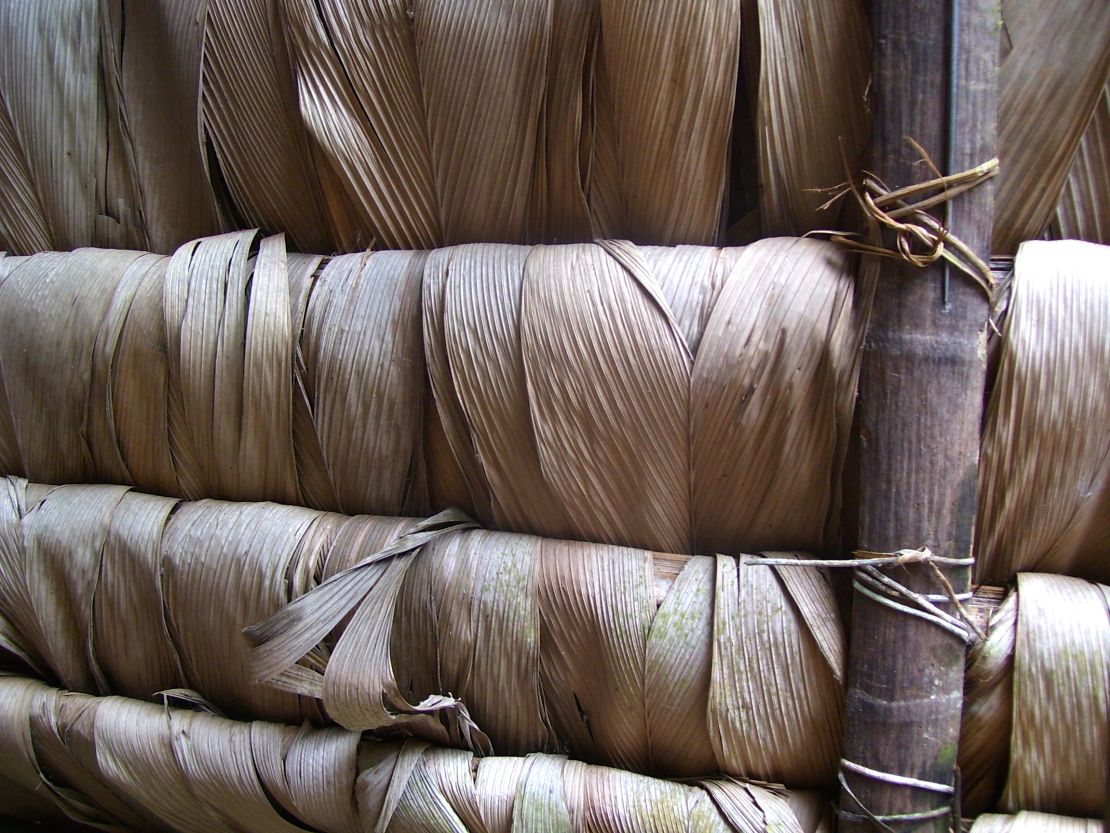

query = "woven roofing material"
970;814;1105;833
960;573;1110;818
0;676;832;833
0;234;866;557
0;477;844;787
0;0;741;254
0;0;147;254
1052;83;1110;245
976;240;1110;585
994;0;1110;254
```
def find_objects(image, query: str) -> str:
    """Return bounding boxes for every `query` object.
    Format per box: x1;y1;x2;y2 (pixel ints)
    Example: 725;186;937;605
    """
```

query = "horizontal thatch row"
0;0;750;254
0;478;843;787
0;675;832;833
1;236;1108;582
2;478;1107;816
0;1;1106;256
960;573;1109;819
0;234;867;557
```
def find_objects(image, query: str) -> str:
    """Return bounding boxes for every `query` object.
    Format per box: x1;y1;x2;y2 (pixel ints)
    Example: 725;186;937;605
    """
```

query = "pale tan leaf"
591;0;740;244
1001;574;1108;816
1052;84;1110;245
755;0;870;235
0;249;146;484
976;240;1110;584
161;499;323;723
21;485;130;693
692;238;862;554
414;0;549;244
521;243;691;553
92;490;185;701
440;244;570;538
708;555;842;786
108;0;223;253
995;0;1110;253
0;1;145;250
201;0;334;252
644;555;716;777
301;250;427;515
960;592;1018;815
0;84;52;254
279;0;440;250
971;813;1105;833
537;538;654;772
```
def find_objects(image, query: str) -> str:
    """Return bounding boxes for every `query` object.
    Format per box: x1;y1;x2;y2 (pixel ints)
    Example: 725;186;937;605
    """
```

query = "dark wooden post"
839;1;997;831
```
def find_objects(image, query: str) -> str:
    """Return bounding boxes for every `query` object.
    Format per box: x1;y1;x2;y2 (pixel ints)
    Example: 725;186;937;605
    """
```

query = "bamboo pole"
838;1;997;831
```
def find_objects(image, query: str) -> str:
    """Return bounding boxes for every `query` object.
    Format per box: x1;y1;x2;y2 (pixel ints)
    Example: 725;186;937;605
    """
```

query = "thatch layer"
0;0;147;253
0;676;832;833
1;2;1108;252
994;0;1110;254
0;0;743;253
976;240;1110;584
1052;83;1110;245
0;478;844;787
971;814;1105;833
3;236;1109;580
960;573;1109;818
0;234;867;557
753;0;870;236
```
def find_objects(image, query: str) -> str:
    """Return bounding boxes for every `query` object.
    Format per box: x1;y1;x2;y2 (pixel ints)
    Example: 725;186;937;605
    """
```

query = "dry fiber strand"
0;0;742;254
970;814;1106;833
976;240;1110;585
0;477;845;787
960;573;1109;818
0;232;867;557
0;675;834;833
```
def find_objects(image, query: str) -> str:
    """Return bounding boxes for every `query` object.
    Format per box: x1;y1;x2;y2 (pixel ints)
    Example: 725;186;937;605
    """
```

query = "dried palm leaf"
959;593;1017;815
0;85;52;255
960;574;1109;818
1052;84;1110;245
971;813;1105;833
0;237;865;557
754;0;871;235
302;250;428;515
200;0;334;252
520;242;691;552
279;0;440;250
164;230;303;503
0;677;72;823
0;479;845;787
976;240;1110;584
92;491;185;700
0;249;147;484
160;499;325;724
0;261;27;475
709;555;843;786
0;0;146;251
21;485;130;693
692;238;863;553
1001;575;1109;816
104;0;223;253
994;0;1110;253
415;0;550;244
590;0;740;244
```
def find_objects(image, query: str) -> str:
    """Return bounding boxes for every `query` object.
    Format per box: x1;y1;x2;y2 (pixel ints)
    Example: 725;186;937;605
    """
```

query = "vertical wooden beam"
839;1;997;831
